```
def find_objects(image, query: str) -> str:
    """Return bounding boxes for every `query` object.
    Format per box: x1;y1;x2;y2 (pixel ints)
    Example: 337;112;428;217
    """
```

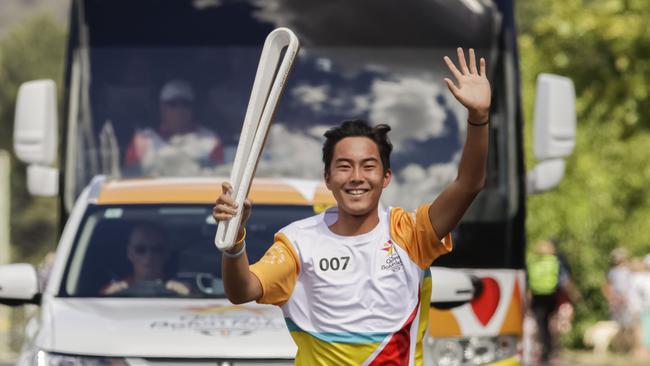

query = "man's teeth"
347;189;368;195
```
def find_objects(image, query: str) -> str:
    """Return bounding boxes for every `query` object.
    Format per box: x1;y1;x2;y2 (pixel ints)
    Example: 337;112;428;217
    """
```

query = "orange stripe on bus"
94;178;335;205
499;278;524;335
428;307;462;337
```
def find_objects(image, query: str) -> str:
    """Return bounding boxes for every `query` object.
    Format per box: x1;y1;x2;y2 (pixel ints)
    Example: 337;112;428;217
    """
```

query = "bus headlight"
37;350;128;366
431;338;465;366
430;335;518;365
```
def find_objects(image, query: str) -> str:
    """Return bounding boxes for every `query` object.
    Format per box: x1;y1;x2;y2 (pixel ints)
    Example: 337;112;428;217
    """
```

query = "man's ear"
382;169;392;189
324;170;332;190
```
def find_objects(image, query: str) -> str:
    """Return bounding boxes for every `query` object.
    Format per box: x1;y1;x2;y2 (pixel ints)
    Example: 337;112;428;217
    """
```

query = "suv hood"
49;298;296;359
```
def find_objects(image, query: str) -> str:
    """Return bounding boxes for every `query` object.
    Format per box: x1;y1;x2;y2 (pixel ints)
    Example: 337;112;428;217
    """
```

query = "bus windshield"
82;45;491;207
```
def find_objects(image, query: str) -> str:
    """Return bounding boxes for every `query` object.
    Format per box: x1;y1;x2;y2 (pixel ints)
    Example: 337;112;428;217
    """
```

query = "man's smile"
344;188;370;196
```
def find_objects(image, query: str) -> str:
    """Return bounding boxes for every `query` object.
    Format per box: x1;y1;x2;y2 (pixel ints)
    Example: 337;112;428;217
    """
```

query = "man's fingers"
444;78;461;98
213;212;236;221
469;48;478;75
457;47;469;75
479;57;486;77
214;203;238;215
216;192;238;207
443;56;463;81
221;181;233;195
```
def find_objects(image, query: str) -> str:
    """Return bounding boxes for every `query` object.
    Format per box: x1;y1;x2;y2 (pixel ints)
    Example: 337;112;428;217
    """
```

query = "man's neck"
328;207;380;236
134;271;163;282
159;122;196;139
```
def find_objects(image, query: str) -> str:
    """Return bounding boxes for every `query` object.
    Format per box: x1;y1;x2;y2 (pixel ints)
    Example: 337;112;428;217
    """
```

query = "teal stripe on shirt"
284;318;390;344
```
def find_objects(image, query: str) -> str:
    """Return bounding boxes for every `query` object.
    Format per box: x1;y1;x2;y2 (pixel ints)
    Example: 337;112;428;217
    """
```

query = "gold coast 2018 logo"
380;240;403;273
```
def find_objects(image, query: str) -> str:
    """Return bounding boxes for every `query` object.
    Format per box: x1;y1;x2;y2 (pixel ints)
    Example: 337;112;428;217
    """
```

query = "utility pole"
0;150;13;360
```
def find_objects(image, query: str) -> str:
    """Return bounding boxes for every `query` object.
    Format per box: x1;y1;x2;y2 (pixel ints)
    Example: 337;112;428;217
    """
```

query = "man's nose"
350;166;364;182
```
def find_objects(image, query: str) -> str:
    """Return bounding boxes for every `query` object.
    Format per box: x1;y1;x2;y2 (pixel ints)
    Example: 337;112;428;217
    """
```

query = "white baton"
215;28;300;251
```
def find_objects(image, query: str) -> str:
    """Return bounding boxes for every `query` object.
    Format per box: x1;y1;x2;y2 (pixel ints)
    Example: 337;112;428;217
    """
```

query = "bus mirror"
527;159;565;194
533;74;576;161
13;80;58;166
429;268;479;310
0;264;41;306
27;165;59;197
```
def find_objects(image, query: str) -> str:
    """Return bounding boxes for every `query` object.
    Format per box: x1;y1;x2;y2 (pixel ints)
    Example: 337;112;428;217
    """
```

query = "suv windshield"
61;204;315;298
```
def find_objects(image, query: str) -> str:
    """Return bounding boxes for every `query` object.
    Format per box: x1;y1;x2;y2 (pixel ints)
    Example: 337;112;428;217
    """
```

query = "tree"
0;14;65;262
518;0;650;346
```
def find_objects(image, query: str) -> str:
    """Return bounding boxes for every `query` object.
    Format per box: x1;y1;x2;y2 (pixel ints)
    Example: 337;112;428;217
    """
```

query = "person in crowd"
124;79;223;175
602;248;632;328
627;255;650;358
101;223;189;296
527;240;563;364
551;246;581;340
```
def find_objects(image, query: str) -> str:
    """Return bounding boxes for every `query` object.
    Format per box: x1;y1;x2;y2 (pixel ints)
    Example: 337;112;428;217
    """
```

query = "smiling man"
213;48;490;365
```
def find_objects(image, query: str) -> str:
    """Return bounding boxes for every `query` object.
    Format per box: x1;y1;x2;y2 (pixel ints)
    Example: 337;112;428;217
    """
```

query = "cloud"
369;77;448;149
255;124;325;178
382;152;461;210
291;83;330;112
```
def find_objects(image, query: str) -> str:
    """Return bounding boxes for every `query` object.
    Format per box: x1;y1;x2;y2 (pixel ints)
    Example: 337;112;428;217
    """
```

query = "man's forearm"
221;228;262;304
456;110;489;191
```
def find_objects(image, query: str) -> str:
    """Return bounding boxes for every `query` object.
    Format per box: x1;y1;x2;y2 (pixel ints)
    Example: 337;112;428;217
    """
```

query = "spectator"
627;255;650;358
552;248;581;336
124;79;223;176
527;240;562;364
602;248;632;330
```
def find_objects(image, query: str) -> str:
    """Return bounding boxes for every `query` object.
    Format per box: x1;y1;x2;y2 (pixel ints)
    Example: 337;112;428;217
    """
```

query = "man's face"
325;136;391;217
160;99;193;134
127;227;167;280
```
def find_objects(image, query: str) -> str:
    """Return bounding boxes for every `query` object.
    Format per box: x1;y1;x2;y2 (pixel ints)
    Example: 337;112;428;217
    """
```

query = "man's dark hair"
322;119;393;175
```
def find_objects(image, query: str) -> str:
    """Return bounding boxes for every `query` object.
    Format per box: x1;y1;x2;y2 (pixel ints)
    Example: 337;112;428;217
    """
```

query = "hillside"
0;0;68;36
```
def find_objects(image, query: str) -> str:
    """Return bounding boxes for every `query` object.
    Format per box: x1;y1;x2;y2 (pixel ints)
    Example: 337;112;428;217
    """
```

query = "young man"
213;48;490;365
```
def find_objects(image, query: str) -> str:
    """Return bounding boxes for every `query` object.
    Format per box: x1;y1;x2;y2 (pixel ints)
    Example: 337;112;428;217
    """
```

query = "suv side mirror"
527;74;577;194
0;264;41;306
13;79;59;197
429;267;482;310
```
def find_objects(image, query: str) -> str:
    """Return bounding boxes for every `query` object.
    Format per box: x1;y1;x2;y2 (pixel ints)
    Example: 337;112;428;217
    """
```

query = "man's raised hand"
212;182;252;238
443;48;491;123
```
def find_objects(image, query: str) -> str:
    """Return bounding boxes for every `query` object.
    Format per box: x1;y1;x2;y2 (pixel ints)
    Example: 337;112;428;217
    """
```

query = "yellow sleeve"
249;232;300;305
390;204;453;269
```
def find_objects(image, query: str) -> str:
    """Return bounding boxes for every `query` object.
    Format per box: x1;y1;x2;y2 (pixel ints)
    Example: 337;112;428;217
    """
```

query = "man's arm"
213;182;262;304
428;48;490;239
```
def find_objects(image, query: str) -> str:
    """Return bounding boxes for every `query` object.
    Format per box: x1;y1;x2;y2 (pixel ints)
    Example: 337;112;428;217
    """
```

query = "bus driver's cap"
160;79;195;102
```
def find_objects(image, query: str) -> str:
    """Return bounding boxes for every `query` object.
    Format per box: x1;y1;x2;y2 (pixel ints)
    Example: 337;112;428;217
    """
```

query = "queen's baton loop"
215;28;300;250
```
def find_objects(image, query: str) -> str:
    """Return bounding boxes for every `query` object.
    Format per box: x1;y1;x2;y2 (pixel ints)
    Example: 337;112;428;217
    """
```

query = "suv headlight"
37;351;128;366
429;335;518;366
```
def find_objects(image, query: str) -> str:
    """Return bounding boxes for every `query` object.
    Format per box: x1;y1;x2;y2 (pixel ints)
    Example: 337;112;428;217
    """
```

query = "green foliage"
0;14;65;263
518;0;650;347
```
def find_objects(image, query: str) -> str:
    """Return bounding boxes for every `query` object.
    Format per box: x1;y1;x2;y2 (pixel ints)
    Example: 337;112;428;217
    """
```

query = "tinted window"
62;204;315;298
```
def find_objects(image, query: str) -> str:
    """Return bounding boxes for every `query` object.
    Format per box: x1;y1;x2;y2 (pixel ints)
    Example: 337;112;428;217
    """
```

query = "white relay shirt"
250;204;452;365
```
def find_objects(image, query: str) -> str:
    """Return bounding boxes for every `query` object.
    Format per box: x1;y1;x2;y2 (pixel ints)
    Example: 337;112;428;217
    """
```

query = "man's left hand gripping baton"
215;28;300;251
